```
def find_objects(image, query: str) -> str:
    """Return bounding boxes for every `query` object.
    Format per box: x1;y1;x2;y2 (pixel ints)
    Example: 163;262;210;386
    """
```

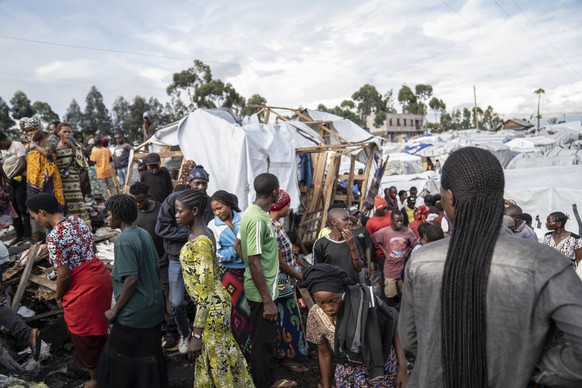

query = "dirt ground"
1;307;322;387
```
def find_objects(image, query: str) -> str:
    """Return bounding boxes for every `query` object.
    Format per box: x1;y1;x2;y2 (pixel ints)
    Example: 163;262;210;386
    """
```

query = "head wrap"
415;205;430;222
24;117;41;130
374;195;388;210
143;111;151;118
270;189;290;212
302;263;355;294
211;190;241;212
189;165;209;182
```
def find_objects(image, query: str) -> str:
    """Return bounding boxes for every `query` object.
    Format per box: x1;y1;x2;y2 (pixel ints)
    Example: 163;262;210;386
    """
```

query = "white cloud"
0;0;580;119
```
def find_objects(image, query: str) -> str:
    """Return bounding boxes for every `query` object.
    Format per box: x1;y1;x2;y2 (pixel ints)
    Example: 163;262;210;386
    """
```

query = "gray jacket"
399;233;582;387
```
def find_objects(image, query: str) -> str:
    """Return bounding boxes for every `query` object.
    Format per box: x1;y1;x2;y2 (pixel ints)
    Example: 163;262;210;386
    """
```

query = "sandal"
282;363;308;374
30;328;41;361
272;379;298;388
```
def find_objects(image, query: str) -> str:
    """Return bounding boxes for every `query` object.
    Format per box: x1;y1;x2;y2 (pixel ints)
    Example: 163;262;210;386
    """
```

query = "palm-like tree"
534;88;545;131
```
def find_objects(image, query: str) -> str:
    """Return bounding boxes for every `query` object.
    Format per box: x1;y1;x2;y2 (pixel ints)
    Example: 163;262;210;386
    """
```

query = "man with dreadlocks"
399;147;582;387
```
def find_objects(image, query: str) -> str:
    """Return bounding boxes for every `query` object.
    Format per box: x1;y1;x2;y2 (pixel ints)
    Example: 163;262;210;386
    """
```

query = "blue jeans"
168;259;190;338
116;167;128;190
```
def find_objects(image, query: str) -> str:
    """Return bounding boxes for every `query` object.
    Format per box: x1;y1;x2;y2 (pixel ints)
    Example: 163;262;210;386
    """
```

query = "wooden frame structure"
249;105;383;246
122;105;384;248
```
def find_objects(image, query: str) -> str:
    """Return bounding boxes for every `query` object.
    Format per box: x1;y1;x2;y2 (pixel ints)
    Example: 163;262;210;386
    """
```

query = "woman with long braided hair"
96;194;167;388
175;189;253;387
399;147;582;387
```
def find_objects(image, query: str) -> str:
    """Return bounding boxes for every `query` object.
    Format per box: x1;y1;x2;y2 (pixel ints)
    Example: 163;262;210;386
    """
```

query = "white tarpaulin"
173;109;302;210
504;165;582;237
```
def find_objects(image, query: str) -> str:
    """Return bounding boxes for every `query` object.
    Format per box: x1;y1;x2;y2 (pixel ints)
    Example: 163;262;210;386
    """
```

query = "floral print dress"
180;235;254;388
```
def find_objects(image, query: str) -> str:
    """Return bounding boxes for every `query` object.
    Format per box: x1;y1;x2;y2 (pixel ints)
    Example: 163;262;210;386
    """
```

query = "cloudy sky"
1;0;580;121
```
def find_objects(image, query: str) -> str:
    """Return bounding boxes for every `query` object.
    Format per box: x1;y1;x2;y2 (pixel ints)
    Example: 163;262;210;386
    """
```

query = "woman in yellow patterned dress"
175;189;254;388
55;123;89;221
22;117;65;207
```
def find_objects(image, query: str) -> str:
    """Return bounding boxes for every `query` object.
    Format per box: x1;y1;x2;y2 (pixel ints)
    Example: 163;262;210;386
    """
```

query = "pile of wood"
2;233;118;323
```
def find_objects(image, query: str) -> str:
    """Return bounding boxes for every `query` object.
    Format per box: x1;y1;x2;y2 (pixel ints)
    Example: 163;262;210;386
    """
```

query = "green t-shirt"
240;204;279;303
112;226;164;328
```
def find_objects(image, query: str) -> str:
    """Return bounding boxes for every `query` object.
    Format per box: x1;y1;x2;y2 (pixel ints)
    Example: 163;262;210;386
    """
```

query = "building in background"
368;113;426;141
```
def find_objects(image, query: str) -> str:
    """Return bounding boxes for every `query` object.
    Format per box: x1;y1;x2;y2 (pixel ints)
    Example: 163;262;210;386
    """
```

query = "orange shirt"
90;147;112;178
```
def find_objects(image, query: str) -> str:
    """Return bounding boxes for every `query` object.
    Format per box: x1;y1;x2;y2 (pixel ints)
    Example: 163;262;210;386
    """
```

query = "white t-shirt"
3;141;27;158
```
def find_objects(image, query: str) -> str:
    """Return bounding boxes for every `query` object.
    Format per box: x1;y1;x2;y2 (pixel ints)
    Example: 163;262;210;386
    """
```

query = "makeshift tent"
504;165;582;238
504;137;556;153
130;106;385;247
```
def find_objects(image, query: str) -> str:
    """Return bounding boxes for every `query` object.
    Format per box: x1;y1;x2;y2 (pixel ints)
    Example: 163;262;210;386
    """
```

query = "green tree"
397;84;433;116
428;97;446;124
0;97;15;129
351;84;396;128
547;117;558;125
32;101;60;124
167;60;245;113
481;105;502;130
193;79;245;112
10;90;36;120
167;60;212;112
63;99;84;130
415;84;433;101
111;96;132;133
534;88;545;131
83;85;112;135
240;94;267;118
461;107;472;129
397;85;417;113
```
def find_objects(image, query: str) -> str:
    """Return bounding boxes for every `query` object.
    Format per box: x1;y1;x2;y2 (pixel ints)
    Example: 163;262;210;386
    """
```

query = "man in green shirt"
239;173;294;388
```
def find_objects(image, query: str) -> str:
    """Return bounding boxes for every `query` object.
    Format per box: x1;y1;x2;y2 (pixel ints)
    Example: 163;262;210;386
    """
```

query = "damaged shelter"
126;106;387;247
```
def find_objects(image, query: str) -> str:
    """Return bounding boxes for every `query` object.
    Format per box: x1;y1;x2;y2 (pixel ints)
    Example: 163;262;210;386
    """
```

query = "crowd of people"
0;116;580;388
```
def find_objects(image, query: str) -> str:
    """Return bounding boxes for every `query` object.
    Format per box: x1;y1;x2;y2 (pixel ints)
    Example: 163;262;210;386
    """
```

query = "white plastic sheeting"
173;109;301;210
504;165;582;238
504;136;556;153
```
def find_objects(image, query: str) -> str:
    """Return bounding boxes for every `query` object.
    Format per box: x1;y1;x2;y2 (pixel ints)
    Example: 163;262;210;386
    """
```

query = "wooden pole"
474;85;479;130
11;243;40;311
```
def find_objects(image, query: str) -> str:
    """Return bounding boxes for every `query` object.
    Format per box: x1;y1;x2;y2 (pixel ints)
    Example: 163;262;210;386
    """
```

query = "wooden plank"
346;154;356;206
29;274;57;292
359;144;378;211
307;152;327;212
321;154;341;229
11;243;40;311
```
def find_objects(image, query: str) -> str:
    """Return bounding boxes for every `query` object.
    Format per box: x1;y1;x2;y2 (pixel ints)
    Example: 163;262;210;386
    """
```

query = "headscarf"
188;165;209;181
302;263;355;294
415;205;430;222
24;117;41;130
211;190;241;212
374;195;387;210
270;189;290;212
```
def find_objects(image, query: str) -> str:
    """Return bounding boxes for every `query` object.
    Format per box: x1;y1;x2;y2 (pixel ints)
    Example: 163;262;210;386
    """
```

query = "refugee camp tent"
504;136;556;153
131;108;325;210
504;165;582;238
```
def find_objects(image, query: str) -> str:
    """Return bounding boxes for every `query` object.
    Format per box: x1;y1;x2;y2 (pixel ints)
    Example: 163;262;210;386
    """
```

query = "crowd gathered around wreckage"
0;109;580;388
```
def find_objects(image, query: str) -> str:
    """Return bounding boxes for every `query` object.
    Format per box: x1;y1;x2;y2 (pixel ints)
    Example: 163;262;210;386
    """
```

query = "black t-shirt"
135;201;164;257
313;235;363;283
141;168;173;203
351;226;372;263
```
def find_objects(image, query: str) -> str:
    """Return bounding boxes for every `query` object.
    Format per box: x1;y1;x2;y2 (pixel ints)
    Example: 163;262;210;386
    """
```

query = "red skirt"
62;257;112;336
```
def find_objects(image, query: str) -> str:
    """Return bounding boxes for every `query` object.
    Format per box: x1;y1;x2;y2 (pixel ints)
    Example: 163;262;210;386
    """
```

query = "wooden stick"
28;274;57;292
24;309;63;322
11;243;40;311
